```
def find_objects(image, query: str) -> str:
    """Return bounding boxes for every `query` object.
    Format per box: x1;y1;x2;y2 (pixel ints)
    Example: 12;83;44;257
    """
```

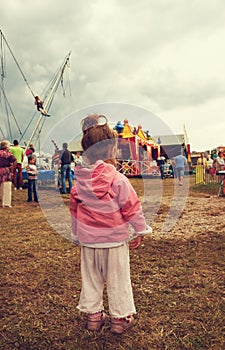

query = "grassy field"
0;177;224;349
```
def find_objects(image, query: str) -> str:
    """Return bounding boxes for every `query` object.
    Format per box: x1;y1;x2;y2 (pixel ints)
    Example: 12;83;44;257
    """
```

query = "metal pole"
25;52;71;152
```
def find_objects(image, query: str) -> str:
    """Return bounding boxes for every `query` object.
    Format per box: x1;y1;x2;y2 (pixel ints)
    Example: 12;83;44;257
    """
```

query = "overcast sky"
1;0;225;152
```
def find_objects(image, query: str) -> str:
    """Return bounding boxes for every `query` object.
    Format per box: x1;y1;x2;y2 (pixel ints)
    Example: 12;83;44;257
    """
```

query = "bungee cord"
0;30;35;99
0;29;71;149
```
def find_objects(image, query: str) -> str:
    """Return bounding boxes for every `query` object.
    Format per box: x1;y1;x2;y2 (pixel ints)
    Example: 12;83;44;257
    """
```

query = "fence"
195;165;224;185
195;165;225;197
116;159;160;177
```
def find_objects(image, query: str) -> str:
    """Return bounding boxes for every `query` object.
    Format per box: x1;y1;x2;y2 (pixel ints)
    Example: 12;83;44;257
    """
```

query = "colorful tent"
115;119;160;176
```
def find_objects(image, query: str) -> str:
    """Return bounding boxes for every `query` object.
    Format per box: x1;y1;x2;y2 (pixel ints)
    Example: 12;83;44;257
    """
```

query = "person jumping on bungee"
34;96;50;117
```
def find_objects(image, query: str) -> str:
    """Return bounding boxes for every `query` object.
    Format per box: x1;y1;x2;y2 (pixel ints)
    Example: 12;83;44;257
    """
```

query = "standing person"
25;144;35;158
174;150;187;186
9;139;24;190
206;154;213;169
59;142;74;194
26;156;39;203
157;155;165;180
197;152;208;182
208;159;217;182
197;153;207;167
70;114;152;334
216;151;225;171
0;140;17;208
216;151;225;182
74;152;83;166
206;154;214;182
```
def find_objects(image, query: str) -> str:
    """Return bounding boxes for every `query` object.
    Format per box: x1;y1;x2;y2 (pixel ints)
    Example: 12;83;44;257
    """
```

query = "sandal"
110;315;134;334
87;311;106;331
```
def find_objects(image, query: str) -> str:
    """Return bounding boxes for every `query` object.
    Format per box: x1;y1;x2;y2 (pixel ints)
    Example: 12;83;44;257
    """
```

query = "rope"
0;33;6;79
38;73;66;136
18;110;37;144
0;125;5;138
0;81;23;136
0;80;12;140
0;29;36;141
19;72;60;144
24;52;71;150
0;30;35;98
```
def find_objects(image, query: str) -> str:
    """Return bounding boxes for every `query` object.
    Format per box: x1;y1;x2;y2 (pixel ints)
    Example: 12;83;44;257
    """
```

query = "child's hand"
129;236;143;249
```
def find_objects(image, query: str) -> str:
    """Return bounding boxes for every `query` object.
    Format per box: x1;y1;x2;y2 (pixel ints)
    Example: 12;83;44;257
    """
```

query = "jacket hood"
74;160;117;200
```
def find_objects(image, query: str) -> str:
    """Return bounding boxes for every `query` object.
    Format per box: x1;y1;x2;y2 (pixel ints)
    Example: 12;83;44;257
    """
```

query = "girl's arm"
129;225;152;249
69;189;79;242
129;236;143;249
115;176;147;232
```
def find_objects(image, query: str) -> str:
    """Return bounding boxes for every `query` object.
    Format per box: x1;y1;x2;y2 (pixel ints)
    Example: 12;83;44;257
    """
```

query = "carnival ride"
114;119;161;177
67;118;161;178
0;29;71;162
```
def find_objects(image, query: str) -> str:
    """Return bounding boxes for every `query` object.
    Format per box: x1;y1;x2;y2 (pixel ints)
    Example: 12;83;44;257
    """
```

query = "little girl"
70;114;152;334
26;156;39;203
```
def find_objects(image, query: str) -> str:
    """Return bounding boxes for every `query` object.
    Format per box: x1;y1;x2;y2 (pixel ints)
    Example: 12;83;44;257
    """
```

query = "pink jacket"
70;160;147;245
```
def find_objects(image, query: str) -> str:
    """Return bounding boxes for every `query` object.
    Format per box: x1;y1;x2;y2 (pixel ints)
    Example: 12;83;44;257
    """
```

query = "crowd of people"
0;138;84;207
1;135;225;209
0;139;39;207
196;151;225;182
156;149;225;186
0;140;17;207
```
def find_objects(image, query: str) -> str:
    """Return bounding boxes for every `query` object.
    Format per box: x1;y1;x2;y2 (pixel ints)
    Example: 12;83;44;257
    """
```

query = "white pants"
0;181;12;207
77;243;136;318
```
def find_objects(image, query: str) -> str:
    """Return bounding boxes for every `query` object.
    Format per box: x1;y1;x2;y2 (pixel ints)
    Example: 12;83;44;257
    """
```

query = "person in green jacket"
10;140;24;190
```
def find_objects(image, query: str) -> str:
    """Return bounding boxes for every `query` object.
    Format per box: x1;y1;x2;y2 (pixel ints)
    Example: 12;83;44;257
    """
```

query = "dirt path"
131;176;225;239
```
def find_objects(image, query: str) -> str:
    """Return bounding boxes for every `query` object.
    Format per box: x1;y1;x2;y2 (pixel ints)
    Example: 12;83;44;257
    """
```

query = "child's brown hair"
81;114;117;164
28;156;35;163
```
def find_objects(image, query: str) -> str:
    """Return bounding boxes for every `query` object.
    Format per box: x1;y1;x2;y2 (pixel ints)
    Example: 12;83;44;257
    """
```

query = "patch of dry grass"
0;179;224;349
193;182;220;196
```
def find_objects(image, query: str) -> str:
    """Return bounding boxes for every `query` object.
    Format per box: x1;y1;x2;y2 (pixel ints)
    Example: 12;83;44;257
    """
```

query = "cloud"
140;68;225;109
0;0;225;151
